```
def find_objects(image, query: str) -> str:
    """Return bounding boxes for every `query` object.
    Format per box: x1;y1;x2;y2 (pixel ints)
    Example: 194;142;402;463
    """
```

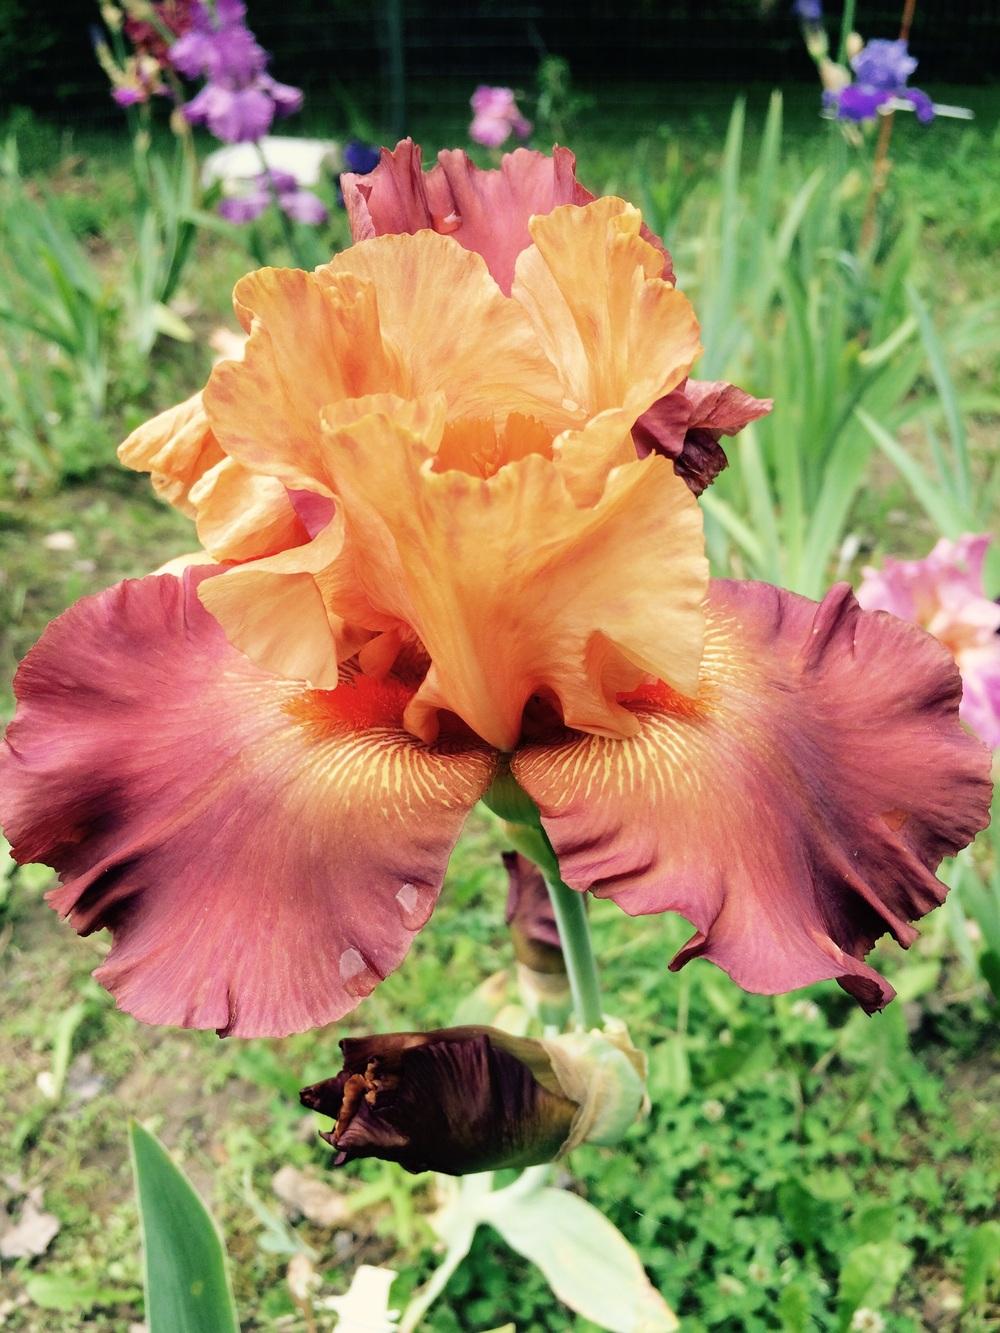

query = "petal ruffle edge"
513;580;992;1011
0;570;496;1036
342;139;676;296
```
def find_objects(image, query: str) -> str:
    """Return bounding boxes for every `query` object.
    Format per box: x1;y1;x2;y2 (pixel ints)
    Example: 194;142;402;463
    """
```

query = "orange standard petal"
315;397;707;750
320;230;571;429
118;391;224;516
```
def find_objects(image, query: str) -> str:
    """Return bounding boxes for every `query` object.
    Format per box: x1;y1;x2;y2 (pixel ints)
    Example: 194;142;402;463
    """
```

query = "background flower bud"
300;1027;578;1175
301;1019;650;1175
503;851;573;1024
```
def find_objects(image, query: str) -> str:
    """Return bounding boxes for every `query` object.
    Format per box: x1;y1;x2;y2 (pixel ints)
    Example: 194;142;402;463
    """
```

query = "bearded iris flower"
858;536;1000;750
170;0;302;144
827;38;934;124
219;168;328;226
0;143;990;1039
469;86;532;148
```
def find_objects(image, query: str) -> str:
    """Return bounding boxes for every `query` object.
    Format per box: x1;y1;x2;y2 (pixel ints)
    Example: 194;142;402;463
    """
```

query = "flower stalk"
503;817;604;1031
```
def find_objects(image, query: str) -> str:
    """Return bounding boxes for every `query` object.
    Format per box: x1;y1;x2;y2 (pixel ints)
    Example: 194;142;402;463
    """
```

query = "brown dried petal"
300;1027;577;1176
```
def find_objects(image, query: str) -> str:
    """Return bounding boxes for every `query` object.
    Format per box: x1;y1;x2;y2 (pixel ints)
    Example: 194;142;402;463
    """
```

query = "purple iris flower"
219;169;328;226
829;37;934;124
343;140;381;176
851;38;916;90
170;1;302;145
792;0;823;21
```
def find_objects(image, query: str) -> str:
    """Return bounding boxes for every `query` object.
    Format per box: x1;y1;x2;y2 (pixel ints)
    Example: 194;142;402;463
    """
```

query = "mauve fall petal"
0;569;496;1037
513;580;992;1011
341;140;676;296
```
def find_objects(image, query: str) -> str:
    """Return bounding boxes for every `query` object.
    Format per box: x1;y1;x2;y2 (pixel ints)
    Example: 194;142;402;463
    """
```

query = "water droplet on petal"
339;947;375;998
432;210;461;234
395;881;432;931
561;397;581;414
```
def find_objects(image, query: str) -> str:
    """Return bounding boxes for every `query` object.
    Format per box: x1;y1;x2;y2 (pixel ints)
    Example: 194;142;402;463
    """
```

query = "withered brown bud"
503;851;564;975
503;851;573;1022
300;1027;578;1176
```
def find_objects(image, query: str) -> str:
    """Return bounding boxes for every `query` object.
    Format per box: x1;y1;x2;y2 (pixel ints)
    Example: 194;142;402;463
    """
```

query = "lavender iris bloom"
220;169;328;226
829;37;934;124
851;38;916;90
792;0;823;21
170;0;303;144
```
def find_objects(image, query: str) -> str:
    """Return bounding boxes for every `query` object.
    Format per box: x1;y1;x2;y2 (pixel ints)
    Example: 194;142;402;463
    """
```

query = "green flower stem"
253;141;306;268
836;0;857;65
503;818;604;1032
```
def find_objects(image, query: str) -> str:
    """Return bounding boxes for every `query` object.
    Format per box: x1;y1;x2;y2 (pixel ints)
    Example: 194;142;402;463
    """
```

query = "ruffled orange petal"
198;510;381;687
118;392;224;516
197;396;445;686
319;231;570;429
319;398;707;750
203;266;407;489
0;569;496;1037
189;457;310;561
511;198;700;420
512;581;993;1011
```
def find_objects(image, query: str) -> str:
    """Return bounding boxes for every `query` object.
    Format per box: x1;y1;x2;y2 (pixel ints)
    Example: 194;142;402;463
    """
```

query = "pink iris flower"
858;535;1000;749
469;85;532;148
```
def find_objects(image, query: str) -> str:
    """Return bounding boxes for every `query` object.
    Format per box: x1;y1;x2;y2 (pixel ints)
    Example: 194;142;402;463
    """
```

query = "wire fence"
2;0;997;129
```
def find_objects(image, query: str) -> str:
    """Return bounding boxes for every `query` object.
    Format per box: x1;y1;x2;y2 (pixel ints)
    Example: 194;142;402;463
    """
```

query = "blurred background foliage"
0;2;998;1330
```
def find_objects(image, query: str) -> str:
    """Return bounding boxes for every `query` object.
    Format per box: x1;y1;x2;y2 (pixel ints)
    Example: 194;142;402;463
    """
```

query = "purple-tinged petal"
851;38;918;91
280;189;328;225
218;189;270;223
260;74;303;118
262;167;298;193
169;28;215;78
905;87;935;123
209;84;274;143
858;536;1000;748
835;84;892;122
113;86;147;107
0;569;496;1037
470;113;514;148
513;580;992;1013
343;140;381;175
215;0;247;25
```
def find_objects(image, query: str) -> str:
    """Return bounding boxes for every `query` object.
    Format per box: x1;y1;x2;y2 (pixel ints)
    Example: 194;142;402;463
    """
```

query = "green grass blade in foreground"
130;1121;240;1333
907;282;971;512
855;407;969;538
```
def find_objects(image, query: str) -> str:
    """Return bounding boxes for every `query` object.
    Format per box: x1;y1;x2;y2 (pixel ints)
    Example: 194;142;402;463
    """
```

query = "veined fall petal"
0;569;496;1037
513;580;992;1011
